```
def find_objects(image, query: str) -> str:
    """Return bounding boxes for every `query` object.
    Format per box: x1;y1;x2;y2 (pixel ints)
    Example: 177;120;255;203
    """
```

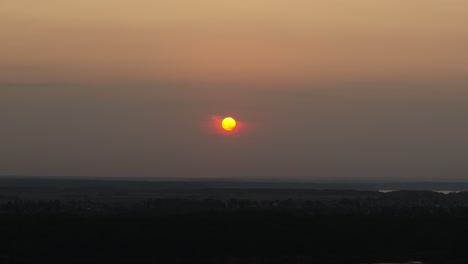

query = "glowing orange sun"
221;117;237;131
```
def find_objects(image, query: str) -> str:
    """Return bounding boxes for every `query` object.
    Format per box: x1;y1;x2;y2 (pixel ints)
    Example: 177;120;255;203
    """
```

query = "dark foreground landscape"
1;178;468;264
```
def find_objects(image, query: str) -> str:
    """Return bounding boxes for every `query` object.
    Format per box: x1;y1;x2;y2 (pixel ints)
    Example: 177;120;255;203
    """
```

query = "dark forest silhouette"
1;179;468;263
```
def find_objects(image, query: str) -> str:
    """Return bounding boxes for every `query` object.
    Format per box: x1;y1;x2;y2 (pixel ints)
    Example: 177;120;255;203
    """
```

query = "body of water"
379;190;461;194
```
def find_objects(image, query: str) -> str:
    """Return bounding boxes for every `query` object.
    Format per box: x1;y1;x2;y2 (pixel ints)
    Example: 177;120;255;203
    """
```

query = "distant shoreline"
0;177;467;192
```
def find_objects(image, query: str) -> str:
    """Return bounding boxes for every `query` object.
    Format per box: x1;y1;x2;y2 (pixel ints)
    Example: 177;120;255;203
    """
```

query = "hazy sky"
1;1;468;180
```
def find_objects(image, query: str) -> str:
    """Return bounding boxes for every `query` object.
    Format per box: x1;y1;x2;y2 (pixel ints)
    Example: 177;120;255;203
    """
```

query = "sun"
221;117;237;131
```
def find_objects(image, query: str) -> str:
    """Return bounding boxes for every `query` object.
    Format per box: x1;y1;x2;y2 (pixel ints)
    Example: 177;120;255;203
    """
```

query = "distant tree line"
1;190;468;216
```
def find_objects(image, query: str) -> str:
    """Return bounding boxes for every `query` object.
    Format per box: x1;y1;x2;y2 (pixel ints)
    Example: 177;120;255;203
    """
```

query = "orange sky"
1;0;468;85
1;1;468;179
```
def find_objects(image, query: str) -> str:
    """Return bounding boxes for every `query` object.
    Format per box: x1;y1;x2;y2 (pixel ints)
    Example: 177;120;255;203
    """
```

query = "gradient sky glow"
1;1;468;180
